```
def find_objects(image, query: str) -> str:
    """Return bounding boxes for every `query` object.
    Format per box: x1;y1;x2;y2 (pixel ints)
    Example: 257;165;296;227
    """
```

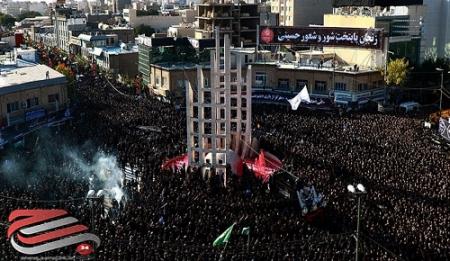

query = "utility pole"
347;184;366;261
355;195;362;261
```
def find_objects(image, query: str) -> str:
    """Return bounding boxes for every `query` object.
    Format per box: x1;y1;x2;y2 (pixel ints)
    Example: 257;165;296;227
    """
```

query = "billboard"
260;27;383;49
332;0;423;7
439;118;450;142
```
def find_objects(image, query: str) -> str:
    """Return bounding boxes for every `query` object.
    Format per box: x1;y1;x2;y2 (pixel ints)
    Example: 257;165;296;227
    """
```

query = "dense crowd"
1;53;450;260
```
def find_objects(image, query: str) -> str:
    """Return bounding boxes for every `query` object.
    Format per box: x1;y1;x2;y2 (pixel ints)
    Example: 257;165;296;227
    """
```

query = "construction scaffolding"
186;27;252;183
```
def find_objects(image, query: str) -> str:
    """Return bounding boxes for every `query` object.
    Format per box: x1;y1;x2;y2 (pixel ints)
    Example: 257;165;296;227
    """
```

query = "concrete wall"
127;9;182;31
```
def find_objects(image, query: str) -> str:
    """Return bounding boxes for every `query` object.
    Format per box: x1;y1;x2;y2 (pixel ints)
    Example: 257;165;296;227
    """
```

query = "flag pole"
246;231;250;253
219;241;229;261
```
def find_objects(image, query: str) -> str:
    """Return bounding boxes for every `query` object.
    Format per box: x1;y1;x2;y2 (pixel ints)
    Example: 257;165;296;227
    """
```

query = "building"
123;8;182;31
113;0;131;14
145;46;260;98
53;8;87;53
14;46;38;63
30;25;56;47
15;16;52;29
168;25;195;38
0;62;67;127
186;33;252;178
270;0;332;26
421;0;450;60
90;43;138;78
195;2;260;47
97;24;135;44
180;9;196;24
327;7;423;65
138;36;215;94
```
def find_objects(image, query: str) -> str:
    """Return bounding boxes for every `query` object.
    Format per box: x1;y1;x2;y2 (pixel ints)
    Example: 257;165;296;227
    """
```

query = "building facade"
123;8;182;31
195;3;260;47
421;0;450;60
270;0;333;26
53;8;87;53
0;63;68;127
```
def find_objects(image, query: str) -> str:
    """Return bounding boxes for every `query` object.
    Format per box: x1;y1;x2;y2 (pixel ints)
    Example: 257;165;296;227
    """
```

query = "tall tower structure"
186;28;252;181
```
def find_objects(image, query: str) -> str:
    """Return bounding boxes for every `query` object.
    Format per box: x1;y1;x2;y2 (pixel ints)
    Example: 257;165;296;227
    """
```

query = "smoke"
66;150;126;204
0;129;126;205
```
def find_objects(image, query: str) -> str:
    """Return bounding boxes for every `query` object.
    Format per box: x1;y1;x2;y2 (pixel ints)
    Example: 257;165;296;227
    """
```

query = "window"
48;94;59;103
7;101;19;113
204;78;209;87
314;81;327;93
278;79;289;90
296;79;308;91
155;77;160;86
161;77;165;86
357;83;368;91
255;72;267;87
334;82;347;91
26;97;39;108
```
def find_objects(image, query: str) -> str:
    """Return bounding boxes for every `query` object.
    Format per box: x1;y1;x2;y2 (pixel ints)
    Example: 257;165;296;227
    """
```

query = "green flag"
241;227;250;236
213;223;235;247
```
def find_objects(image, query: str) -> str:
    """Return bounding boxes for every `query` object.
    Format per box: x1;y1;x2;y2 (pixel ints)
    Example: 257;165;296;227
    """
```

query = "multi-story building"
329;5;424;65
0;62;68;127
123;8;182;31
138;35;215;94
195;2;260;47
53;8;87;53
90;43;139;78
113;0;131;14
270;0;332;26
421;0;450;60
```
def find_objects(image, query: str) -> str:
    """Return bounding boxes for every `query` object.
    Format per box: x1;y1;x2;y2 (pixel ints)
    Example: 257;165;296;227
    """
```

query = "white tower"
186;27;252;182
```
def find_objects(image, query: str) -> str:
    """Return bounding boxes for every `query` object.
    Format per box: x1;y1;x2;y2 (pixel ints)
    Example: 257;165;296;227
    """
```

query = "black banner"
439;118;450;142
260;27;383;49
332;0;423;7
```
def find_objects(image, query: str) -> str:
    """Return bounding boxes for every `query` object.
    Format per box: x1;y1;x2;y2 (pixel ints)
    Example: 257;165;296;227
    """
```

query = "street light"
347;183;367;261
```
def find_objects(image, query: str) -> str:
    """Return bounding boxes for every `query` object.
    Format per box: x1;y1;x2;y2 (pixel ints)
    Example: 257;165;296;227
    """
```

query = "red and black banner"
260;26;383;49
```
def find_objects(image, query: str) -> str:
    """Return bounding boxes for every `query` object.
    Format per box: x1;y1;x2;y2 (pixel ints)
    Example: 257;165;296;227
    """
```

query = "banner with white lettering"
260;26;383;49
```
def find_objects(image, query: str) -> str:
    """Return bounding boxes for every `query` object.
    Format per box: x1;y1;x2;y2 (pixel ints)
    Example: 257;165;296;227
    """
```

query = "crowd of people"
0;47;449;260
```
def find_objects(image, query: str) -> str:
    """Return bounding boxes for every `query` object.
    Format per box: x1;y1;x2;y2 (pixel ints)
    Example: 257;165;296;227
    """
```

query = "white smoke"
91;153;125;204
66;150;126;204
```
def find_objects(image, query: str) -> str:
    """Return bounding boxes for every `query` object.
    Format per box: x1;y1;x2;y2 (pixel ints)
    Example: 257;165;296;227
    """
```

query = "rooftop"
0;63;66;96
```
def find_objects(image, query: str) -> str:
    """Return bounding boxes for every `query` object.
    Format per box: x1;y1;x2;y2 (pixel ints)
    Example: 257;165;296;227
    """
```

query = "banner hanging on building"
260;26;383;49
439;118;450;142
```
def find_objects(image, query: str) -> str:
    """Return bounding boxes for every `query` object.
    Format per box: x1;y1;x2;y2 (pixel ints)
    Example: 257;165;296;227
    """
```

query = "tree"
0;12;16;28
17;11;42;21
134;24;155;37
55;63;75;98
386;58;410;87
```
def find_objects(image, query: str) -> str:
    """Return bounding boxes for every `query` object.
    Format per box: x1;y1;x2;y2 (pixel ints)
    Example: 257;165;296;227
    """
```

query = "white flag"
288;86;311;110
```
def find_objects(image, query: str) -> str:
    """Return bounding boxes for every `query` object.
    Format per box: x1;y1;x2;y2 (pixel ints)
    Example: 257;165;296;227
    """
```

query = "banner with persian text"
260;26;383;49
